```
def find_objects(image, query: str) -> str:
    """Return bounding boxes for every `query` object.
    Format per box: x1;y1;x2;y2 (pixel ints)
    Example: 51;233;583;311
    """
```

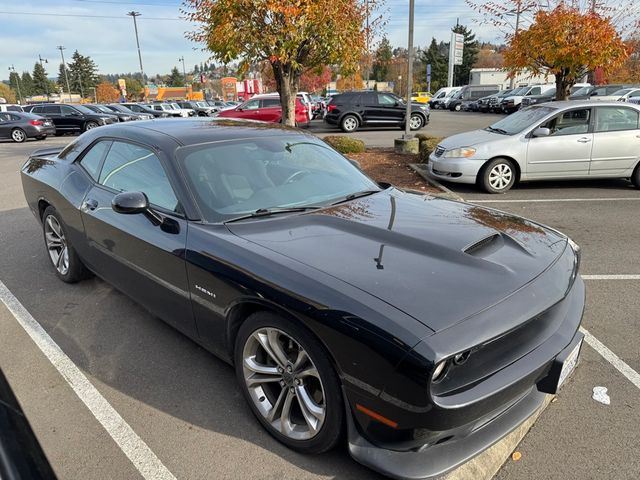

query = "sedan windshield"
177;135;380;222
571;86;592;96
486;106;556;135
611;88;635;96
74;105;98;115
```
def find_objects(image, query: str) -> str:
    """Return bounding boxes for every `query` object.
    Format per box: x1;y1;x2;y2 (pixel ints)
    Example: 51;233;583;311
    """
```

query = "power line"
70;0;180;6
0;10;182;20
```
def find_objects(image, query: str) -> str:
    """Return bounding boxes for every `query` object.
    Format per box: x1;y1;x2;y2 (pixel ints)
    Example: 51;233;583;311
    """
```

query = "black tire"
454;104;462;112
84;121;99;132
234;311;343;454
479;157;517;194
340;114;359;133
632;163;640;188
42;206;90;283
11;128;27;143
408;113;425;131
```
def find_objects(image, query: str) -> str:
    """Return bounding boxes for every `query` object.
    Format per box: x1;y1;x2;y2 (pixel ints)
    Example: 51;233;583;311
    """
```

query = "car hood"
226;190;567;332
438;129;506;148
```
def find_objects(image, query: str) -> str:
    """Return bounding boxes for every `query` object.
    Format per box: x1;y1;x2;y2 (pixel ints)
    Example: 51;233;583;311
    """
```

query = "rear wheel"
480;158;516;194
631;164;640;188
235;312;343;454
11;128;26;143
84;121;99;132
42;206;90;283
454;104;462;112
340;114;359;133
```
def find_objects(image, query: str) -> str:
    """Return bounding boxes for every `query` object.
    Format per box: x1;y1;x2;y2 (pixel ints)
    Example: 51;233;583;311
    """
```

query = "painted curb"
409;164;464;202
443;395;553;480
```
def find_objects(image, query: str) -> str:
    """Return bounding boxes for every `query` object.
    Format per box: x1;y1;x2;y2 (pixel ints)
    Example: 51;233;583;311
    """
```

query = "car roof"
532;100;640;110
89;118;313;147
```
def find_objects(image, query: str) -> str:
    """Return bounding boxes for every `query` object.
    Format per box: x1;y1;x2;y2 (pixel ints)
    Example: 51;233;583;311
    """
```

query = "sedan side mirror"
235;107;243;111
112;191;149;214
533;127;551;137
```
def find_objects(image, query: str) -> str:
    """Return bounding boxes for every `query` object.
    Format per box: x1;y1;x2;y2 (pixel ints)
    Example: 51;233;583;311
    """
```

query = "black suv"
27;104;116;133
325;91;429;132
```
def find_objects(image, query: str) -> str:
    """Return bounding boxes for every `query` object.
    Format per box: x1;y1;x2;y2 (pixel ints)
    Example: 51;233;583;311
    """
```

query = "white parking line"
582;275;640;280
0;280;176;480
472;197;640;204
580;327;640;390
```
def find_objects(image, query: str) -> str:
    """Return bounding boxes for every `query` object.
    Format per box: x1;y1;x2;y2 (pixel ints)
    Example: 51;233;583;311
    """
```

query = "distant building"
470;68;556;89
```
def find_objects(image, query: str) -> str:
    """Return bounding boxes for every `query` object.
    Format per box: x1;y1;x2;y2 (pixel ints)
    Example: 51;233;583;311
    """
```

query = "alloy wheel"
488;163;513;191
342;116;358;132
242;327;326;440
11;129;26;142
44;215;69;275
85;122;98;130
409;115;423;130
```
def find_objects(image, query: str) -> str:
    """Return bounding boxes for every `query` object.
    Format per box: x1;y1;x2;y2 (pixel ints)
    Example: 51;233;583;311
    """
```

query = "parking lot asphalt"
1;111;639;480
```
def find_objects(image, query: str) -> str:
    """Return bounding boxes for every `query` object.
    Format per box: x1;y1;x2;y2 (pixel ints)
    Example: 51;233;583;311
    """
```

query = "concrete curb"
409;164;464;202
443;395;553;480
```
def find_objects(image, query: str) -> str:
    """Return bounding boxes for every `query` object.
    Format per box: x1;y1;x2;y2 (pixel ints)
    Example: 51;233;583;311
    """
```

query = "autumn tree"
0;83;17;104
336;72;364;91
183;0;380;126
300;66;332;93
95;81;120;103
504;6;628;100
609;36;640;83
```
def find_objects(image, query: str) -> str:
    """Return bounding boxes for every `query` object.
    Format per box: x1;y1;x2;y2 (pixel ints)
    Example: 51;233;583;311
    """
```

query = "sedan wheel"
235;312;343;454
84;121;99;131
481;158;516;194
11;128;27;143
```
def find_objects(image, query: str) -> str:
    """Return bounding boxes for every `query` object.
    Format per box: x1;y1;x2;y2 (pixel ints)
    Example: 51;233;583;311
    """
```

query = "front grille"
434;145;445;157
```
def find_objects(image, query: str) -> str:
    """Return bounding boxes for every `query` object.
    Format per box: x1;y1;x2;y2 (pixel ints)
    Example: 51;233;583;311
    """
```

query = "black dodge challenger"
21;119;585;479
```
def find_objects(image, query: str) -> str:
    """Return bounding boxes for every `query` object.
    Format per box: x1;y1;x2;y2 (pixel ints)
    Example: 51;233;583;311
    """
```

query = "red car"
217;94;309;127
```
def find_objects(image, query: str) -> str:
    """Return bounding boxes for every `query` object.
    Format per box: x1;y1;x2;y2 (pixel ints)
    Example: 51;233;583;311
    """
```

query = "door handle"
82;198;98;211
577;137;591;143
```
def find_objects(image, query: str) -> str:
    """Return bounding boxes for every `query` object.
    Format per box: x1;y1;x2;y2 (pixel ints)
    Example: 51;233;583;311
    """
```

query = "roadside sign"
453;33;464;66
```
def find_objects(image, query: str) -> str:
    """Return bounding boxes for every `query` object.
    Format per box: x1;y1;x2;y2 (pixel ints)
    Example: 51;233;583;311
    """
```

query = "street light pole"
403;0;415;139
509;0;522;89
38;55;50;101
8;65;23;104
127;12;145;83
178;56;187;85
57;46;73;103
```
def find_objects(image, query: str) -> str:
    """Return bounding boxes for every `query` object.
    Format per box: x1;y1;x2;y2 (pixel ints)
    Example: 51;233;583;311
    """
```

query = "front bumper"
427;153;485;184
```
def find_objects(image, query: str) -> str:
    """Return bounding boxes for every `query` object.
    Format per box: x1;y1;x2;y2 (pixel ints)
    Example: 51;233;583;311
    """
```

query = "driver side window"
99;141;179;212
243;99;260;110
378;94;397;106
540;108;591;136
60;105;76;115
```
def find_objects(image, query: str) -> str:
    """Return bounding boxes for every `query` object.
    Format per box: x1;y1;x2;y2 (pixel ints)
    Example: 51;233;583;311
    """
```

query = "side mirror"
532;127;551;137
235;107;243;111
112;191;149;214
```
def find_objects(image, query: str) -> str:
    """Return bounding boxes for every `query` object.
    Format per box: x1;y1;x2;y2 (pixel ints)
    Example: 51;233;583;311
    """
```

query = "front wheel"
42;207;90;283
479;158;516;194
11;128;27;143
409;113;424;130
235;312;343;454
340;114;359;133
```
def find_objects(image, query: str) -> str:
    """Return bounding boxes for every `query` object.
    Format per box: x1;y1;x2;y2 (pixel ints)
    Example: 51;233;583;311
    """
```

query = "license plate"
558;339;582;388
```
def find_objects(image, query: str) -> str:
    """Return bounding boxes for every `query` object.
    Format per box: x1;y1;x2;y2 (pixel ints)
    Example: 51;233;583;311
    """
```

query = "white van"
429;87;462;109
501;85;555;112
0;104;24;113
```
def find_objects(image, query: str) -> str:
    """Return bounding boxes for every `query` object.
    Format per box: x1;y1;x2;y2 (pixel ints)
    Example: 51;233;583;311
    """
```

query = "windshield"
74;105;96;115
611;88;634;96
509;87;528;96
177;135;380;222
196;102;208;107
486;106;556;135
571;86;592;96
171;103;182;109
94;105;113;113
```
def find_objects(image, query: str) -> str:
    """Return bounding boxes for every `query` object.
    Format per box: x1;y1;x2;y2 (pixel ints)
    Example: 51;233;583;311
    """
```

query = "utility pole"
403;0;415;139
178;56;187;85
77;72;84;100
38;55;50;101
365;0;370;89
8;65;23;104
57;46;72;103
509;1;522;89
127;12;145;84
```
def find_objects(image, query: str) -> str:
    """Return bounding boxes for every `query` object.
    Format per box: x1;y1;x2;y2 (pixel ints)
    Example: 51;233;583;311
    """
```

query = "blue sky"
1;0;501;81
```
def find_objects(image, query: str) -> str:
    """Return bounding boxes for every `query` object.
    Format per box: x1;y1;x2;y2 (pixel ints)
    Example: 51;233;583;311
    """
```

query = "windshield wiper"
224;206;321;223
486;126;508;135
330;189;381;205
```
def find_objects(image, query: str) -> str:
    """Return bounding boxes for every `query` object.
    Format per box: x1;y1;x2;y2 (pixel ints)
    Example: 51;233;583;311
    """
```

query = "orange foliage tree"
504;6;628;100
336;72;363;92
608;37;640;83
95;81;120;103
300;66;332;93
183;0;383;125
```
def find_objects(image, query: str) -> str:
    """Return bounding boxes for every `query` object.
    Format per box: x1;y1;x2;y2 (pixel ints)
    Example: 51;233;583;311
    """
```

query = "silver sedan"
428;101;640;193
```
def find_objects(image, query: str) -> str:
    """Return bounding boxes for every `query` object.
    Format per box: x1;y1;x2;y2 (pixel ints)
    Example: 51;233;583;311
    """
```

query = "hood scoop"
464;233;502;257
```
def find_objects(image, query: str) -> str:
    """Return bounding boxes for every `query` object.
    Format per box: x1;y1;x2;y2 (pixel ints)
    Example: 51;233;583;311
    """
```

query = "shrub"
417;135;444;162
323;135;366;154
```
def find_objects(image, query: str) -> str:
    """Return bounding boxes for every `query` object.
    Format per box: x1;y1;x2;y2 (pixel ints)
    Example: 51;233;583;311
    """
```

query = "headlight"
444;147;476;158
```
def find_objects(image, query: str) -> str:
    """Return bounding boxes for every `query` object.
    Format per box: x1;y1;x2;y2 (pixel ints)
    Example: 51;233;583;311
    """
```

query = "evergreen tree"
168;67;184;87
32;62;49;96
57;62;70;90
372;36;393;82
9;71;21;99
452;24;479;87
20;72;34;97
421;38;448;92
194;64;200;73
68;50;100;95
